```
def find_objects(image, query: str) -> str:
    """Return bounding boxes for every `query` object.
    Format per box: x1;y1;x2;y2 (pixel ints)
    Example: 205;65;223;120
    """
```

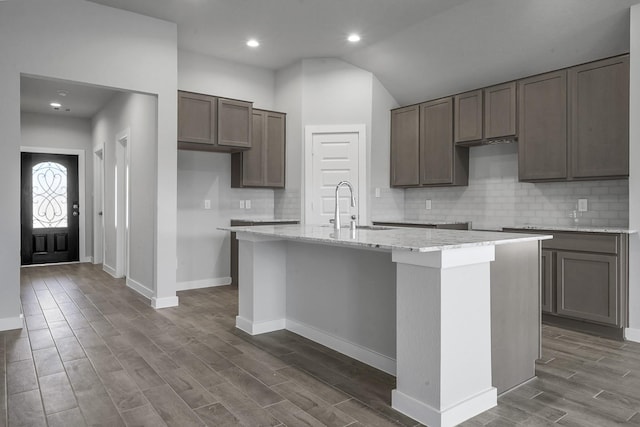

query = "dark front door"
21;152;80;265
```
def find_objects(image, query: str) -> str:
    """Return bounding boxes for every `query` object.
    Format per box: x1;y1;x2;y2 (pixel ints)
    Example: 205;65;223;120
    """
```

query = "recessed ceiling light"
57;90;68;97
246;39;260;48
50;102;62;108
347;33;361;43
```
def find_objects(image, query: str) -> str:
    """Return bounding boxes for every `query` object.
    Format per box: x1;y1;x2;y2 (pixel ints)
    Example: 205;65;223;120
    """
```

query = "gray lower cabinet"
504;228;628;338
230;220;299;285
541;249;553;314
556;251;618;325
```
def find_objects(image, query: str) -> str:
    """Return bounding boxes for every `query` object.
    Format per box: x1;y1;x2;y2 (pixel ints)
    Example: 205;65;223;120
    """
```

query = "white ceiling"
21;75;121;119
82;0;640;105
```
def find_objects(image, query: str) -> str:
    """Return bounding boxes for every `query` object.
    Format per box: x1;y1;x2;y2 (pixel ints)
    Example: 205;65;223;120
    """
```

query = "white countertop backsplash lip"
372;219;470;225
220;223;551;253
229;218;300;223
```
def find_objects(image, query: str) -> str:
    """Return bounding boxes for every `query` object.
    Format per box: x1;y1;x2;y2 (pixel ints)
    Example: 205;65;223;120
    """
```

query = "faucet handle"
329;218;335;224
351;215;356;220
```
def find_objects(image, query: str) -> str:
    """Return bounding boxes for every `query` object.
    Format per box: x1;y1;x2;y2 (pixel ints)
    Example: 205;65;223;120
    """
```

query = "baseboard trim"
126;277;154;300
236;316;286;335
392;387;497;427
151;296;179;309
286;318;397;376
102;263;118;278
625;327;640;343
0;314;24;332
177;277;232;291
81;256;93;263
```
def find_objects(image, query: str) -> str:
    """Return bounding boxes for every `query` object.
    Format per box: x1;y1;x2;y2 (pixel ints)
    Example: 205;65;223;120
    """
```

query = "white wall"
92;92;158;295
20;112;94;261
274;58;405;223
627;4;640;341
177;49;277;286
179;50;275;109
0;0;178;326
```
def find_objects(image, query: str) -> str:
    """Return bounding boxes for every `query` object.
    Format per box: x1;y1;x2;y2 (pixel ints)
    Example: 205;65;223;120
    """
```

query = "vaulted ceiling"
88;0;640;104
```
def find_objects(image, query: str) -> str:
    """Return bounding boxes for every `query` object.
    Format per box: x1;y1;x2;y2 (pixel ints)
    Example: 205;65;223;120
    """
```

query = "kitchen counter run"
220;223;550;252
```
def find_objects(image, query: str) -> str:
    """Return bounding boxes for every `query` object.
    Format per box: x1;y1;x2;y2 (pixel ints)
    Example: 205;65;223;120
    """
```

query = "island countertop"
220;223;552;252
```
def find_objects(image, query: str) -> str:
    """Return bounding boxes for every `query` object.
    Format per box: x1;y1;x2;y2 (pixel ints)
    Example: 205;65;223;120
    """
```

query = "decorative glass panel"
32;161;68;229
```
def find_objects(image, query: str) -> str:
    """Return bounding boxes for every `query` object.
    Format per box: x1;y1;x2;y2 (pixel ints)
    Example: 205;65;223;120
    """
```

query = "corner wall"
627;4;640;341
0;0;178;325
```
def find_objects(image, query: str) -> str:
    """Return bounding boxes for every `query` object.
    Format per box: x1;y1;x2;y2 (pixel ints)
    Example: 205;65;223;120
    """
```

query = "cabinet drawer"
542;232;618;254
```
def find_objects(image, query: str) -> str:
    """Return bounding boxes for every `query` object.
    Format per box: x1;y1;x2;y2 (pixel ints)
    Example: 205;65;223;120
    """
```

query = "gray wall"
177;50;276;286
20;112;94;261
403;144;629;230
0;0;177;326
92;92;158;293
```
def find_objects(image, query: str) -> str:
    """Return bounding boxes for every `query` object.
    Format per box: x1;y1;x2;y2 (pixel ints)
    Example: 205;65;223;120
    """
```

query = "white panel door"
309;131;359;225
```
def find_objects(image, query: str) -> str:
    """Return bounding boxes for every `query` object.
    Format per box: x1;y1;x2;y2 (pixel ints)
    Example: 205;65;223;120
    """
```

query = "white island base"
234;230;503;427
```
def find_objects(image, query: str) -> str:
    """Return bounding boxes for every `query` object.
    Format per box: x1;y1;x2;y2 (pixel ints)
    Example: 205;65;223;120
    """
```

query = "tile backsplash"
403;144;629;230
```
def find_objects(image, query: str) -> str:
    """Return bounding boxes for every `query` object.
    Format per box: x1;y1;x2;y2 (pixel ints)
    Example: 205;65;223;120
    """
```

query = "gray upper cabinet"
518;70;568;181
178;91;252;153
391;100;468;187
390;105;420;187
484;82;517;140
421;97;468;185
217;98;252;149
178;91;217;145
454;90;483;143
231;109;286;188
569;55;629;179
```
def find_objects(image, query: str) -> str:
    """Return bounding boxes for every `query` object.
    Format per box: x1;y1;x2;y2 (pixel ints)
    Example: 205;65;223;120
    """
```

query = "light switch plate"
246;200;251;209
240;200;245;209
375;188;381;198
204;199;211;210
425;200;432;210
578;199;588;212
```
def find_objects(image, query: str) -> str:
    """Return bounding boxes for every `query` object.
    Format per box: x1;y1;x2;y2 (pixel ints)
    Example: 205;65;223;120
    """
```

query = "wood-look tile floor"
3;263;640;426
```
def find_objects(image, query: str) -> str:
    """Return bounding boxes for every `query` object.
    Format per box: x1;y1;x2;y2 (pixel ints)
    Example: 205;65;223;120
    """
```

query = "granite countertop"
220;224;551;253
507;225;637;234
372;219;470;226
230;218;300;223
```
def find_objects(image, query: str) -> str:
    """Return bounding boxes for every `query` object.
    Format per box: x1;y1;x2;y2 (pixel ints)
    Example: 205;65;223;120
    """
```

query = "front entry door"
21;152;79;265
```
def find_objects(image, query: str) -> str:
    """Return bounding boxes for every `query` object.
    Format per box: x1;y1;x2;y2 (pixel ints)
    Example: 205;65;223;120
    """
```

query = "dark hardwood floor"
3;263;640;426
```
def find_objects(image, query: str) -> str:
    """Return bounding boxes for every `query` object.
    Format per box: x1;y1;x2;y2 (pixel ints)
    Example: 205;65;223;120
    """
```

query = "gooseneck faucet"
333;181;356;230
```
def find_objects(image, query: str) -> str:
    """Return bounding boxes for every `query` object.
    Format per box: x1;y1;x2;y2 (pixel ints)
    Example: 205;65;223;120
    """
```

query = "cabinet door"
541;249;553;313
454;90;483;143
485;82;517;139
556;251;618;325
178;91;217;144
264;111;286;188
518;70;567;181
240;111;266;187
218;98;252;148
569;55;629;178
390;105;420;187
420;97;454;185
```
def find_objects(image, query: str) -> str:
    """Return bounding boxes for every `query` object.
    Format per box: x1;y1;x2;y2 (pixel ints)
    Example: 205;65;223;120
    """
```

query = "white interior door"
304;125;367;226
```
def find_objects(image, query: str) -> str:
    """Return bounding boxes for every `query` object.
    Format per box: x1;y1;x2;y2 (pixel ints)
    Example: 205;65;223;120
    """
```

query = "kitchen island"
221;224;550;427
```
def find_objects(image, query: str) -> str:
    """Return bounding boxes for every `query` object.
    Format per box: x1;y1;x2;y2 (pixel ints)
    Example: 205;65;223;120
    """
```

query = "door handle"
73;203;79;209
72;212;79;217
98;211;103;216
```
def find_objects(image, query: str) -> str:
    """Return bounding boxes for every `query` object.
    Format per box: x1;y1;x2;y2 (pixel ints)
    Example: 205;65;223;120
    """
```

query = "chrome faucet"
333;181;356;230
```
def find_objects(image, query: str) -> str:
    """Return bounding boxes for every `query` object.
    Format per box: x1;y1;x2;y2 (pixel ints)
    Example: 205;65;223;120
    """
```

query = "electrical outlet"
375;188;381;198
240;200;245;209
246;200;251;209
578;198;588;212
425;200;432;210
204;199;211;210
